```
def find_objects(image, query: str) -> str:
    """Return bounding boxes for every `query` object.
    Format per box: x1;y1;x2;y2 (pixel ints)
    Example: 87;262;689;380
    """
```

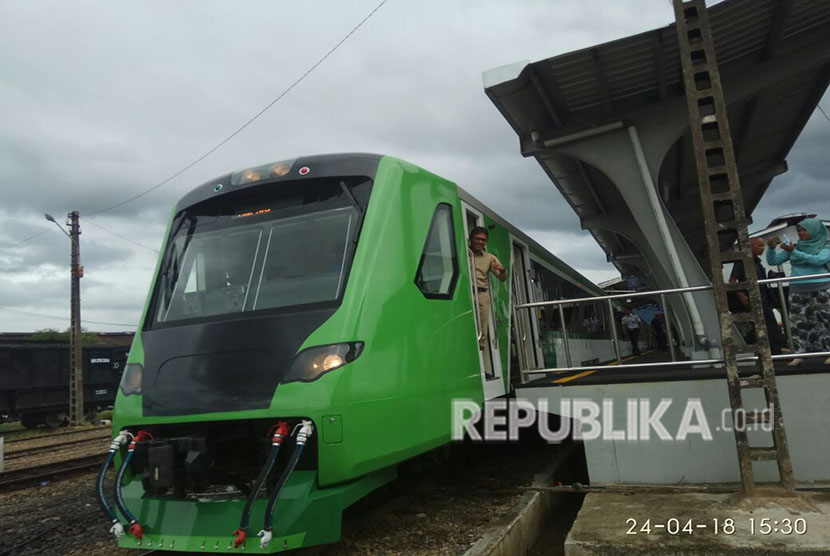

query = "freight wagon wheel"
43;412;66;428
20;413;42;429
86;409;100;424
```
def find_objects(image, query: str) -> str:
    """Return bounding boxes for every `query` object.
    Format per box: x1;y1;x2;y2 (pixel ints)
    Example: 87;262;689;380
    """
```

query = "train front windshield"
152;177;370;326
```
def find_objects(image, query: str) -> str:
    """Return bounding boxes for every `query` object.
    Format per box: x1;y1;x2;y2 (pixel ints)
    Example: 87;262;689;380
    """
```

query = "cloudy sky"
0;0;827;332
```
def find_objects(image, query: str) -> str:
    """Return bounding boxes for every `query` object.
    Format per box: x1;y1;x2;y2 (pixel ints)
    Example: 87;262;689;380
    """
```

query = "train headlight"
119;363;143;396
282;343;364;384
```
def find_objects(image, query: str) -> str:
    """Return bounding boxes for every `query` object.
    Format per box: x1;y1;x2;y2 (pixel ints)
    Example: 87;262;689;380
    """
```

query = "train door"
461;203;505;400
509;238;542;385
529;257;561;368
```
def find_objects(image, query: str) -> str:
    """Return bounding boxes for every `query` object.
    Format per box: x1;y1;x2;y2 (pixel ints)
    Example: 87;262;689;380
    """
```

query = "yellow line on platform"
553;370;596;383
550;350;654;384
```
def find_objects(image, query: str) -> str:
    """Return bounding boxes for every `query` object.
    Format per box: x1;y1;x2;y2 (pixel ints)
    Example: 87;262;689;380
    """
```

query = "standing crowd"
763;218;830;365
622;217;830;363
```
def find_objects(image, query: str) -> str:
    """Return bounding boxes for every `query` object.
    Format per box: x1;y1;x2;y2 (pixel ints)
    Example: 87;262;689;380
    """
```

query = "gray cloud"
751;109;830;231
0;0;825;331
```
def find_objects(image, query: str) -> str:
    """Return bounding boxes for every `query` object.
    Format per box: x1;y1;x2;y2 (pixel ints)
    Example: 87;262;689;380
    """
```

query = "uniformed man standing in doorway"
469;226;507;349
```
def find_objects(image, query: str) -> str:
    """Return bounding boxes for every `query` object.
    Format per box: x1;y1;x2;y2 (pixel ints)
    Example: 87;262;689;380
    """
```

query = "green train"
101;153;616;552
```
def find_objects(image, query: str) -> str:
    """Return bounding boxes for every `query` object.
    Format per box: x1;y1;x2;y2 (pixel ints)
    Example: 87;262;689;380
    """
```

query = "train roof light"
242;170;260;183
230;158;297;186
271;163;291;176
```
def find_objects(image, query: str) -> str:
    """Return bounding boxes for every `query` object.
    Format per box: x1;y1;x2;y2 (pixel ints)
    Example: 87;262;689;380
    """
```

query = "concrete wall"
518;373;830;484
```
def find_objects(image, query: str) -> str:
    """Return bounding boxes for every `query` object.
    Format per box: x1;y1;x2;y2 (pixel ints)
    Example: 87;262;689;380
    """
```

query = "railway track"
2;425;109;445
0;523;62;556
0;454;104;491
0;439;571;555
3;433;111;461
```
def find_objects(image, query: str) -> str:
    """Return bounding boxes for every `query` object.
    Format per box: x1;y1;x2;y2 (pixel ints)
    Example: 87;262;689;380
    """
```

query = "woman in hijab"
766;218;830;365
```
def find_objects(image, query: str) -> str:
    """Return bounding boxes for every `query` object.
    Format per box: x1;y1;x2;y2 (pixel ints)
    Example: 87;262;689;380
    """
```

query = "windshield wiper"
161;215;197;309
339;181;363;215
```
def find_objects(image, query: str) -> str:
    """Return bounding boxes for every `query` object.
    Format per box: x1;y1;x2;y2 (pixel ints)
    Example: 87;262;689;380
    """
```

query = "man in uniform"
469;226;506;349
728;236;783;354
621;306;642;356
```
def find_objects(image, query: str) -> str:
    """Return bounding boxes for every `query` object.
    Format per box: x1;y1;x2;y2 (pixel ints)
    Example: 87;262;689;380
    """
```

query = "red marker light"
299;166;310;175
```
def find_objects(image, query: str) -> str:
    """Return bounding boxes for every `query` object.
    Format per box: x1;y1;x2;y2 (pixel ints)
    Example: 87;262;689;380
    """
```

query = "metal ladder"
672;0;794;495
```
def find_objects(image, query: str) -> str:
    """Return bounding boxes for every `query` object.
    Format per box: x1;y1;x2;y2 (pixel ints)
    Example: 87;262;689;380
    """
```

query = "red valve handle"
232;528;247;548
128;521;144;539
272;421;290;444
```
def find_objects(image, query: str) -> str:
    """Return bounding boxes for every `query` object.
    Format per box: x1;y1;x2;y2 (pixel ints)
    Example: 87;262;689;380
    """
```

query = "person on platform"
582;313;600;333
766;218;830;366
652;312;668;351
728;237;783;355
621;306;642;356
469;226;506;349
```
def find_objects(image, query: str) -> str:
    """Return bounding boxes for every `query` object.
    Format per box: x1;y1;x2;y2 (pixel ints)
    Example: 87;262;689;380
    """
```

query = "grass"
96;410;113;421
0;421;24;434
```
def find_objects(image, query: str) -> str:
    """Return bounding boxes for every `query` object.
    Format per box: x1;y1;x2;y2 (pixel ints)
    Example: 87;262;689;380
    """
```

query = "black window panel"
415;203;459;299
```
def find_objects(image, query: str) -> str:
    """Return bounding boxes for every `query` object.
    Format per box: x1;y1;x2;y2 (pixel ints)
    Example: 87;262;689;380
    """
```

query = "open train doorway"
510;238;542;387
461;203;505;399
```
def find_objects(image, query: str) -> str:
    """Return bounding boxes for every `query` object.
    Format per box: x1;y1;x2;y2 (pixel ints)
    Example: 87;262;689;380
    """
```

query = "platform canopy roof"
484;0;830;278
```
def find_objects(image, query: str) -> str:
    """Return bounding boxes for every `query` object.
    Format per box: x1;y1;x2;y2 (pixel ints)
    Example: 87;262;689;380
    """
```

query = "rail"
523;351;830;377
514;272;830;383
0;454;104;491
2;425;110;445
3;433;110;460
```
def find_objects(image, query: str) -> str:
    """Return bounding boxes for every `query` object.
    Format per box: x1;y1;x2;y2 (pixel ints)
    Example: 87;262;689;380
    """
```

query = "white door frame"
509;236;544;381
461;202;505;400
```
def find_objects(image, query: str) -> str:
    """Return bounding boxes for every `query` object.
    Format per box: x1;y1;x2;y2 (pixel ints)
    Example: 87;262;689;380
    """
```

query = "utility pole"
68;211;84;426
45;211;85;426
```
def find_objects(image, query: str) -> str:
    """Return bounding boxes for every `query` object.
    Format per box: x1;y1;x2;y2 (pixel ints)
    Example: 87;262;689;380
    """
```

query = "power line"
818;104;830;124
0;227;54;255
80;217;159;254
0;214;159;259
0;306;136;328
83;0;391;218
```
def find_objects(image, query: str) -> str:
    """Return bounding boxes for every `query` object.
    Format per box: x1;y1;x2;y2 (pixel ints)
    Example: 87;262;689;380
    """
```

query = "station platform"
523;350;830;387
566;490;830;555
515;350;830;486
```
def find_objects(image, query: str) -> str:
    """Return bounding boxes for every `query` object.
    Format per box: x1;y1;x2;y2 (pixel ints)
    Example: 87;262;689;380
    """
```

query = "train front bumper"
116;467;395;553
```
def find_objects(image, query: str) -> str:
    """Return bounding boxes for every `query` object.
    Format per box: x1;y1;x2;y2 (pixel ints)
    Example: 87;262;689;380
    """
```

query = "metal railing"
522;351;830;378
514;272;830;383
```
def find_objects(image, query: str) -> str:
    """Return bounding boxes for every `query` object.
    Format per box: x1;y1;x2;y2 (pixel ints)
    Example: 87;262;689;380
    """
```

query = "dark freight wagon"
0;341;128;427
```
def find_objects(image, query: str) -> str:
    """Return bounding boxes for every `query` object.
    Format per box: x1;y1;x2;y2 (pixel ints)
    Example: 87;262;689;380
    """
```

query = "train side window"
415;203;458;299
